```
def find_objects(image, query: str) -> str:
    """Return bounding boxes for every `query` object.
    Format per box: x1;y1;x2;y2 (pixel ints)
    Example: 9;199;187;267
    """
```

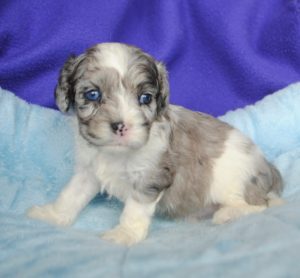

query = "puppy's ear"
156;62;169;116
55;54;85;112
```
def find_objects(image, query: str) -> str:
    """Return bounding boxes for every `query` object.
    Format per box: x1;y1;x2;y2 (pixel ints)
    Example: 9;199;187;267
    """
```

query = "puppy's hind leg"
27;172;99;226
212;181;284;225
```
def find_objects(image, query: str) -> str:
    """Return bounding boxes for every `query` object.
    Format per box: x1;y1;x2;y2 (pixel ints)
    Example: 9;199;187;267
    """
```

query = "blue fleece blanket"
1;84;300;277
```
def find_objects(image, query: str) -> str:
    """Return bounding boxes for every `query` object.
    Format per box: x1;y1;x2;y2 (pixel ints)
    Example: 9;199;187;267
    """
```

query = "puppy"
27;43;283;245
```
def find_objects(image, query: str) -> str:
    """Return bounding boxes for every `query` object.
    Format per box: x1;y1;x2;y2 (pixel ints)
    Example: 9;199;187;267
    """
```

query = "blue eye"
139;93;152;105
84;90;102;101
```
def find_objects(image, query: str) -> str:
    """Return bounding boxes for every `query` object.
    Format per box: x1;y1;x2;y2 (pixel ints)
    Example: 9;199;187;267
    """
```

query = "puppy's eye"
84;90;102;101
138;93;152;105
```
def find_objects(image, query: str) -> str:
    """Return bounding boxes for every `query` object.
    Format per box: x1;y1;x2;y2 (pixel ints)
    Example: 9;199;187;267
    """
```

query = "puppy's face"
55;43;169;151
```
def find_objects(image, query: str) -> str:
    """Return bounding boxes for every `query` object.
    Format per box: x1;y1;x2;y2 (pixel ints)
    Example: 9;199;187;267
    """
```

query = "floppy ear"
54;54;85;112
155;62;169;116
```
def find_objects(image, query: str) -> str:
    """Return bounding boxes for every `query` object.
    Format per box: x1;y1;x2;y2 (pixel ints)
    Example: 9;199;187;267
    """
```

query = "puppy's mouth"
79;123;149;150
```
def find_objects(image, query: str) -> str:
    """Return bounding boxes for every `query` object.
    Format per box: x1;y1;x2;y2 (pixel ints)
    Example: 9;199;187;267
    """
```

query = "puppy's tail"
267;164;284;207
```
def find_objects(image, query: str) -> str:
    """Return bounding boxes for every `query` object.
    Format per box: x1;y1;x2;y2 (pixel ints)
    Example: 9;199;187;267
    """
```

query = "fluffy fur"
27;43;284;245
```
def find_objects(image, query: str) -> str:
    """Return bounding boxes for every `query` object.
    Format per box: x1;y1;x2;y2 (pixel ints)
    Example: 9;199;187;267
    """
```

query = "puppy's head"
55;43;169;151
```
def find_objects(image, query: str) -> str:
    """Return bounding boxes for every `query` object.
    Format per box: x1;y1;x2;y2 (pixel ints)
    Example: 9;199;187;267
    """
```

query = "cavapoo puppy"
27;43;283;245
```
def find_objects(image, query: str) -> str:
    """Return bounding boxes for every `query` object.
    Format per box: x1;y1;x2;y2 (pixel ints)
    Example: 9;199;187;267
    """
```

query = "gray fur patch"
244;161;283;205
156;108;233;218
55;54;86;112
132;154;175;203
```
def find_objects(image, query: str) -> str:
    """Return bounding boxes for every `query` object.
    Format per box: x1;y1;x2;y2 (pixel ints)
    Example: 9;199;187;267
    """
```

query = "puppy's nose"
111;122;124;132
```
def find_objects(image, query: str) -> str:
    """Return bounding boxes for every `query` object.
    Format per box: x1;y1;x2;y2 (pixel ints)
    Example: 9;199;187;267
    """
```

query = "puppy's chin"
101;142;144;153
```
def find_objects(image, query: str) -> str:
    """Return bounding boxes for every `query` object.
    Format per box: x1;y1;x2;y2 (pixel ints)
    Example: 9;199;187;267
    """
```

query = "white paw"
268;197;285;207
101;225;145;246
212;205;266;224
212;207;240;225
27;204;74;227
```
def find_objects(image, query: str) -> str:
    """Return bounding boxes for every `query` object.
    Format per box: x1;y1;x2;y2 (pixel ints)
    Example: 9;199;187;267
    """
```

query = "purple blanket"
0;0;299;116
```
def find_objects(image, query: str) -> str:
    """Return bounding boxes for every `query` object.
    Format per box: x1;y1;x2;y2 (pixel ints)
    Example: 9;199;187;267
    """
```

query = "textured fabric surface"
0;0;299;116
1;84;300;277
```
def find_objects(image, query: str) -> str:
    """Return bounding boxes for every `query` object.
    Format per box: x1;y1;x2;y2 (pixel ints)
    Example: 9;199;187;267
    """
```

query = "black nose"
111;122;124;132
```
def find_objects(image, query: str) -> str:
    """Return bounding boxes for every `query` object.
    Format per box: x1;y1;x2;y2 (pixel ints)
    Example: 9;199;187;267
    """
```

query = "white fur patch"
93;121;170;201
208;130;263;206
98;43;129;76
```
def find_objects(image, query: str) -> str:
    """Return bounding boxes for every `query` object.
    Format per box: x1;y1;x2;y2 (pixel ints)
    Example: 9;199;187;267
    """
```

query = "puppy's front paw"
101;225;144;246
27;204;73;227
